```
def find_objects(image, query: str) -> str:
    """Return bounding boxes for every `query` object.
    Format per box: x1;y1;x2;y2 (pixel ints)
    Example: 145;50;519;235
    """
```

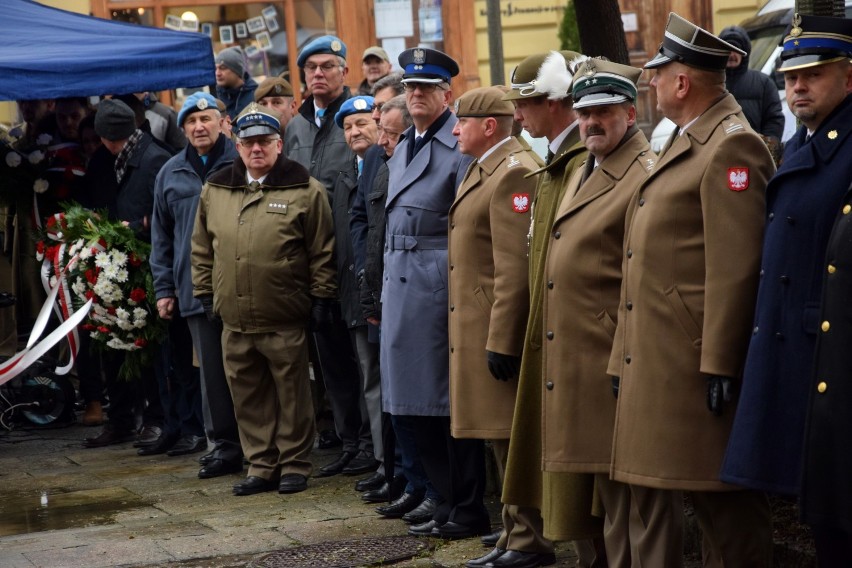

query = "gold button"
843;205;851;214
821;321;831;332
817;381;827;393
828;265;837;274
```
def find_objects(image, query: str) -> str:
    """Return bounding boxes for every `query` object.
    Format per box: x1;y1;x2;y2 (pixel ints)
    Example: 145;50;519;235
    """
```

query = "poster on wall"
419;1;442;43
235;22;248;38
246;16;266;34
164;14;182;30
265;15;280;33
219;25;234;44
374;0;414;39
257;31;273;51
181;18;199;32
201;23;213;37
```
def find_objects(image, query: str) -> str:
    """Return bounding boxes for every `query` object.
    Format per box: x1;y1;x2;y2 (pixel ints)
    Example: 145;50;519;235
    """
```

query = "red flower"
85;268;97;284
46;216;57;229
82;324;96;331
36;241;45;255
84;290;95;300
97;326;111;334
129;288;146;303
134;338;147;348
107;307;116;315
128;253;142;267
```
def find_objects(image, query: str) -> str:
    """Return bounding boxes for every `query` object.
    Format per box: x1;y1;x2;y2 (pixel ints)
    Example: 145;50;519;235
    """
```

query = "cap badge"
790;13;803;38
331;40;342;52
354;98;368;110
197;98;209;110
413;49;426;64
453;100;460;113
274;84;282;94
583;61;597;77
828;130;838;140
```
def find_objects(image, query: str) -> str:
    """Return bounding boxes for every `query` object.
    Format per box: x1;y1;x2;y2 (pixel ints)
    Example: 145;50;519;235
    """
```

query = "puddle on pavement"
0;486;147;536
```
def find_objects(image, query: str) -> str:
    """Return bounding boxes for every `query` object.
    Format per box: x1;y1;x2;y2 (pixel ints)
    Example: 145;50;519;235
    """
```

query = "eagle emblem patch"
512;193;530;213
728;168;749;191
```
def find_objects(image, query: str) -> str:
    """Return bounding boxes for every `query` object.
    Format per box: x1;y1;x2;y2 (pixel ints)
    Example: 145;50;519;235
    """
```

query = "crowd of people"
2;10;852;568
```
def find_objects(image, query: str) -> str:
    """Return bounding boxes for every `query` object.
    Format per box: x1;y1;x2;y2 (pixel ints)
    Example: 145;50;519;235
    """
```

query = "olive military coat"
606;94;774;491
447;137;539;440
542;128;655;474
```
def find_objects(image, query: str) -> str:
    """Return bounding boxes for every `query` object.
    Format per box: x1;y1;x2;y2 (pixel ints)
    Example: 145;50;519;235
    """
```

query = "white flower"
78;247;91;260
114;268;128;283
94;251;111;269
36;133;53;146
5;151;21;168
72;279;86;295
33;178;49;194
111;251;128;267
102;264;119;281
28;150;45;164
116;307;130;321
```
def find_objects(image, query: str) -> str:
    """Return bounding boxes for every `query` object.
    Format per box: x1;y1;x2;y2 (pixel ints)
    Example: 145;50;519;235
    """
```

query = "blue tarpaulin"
0;0;215;101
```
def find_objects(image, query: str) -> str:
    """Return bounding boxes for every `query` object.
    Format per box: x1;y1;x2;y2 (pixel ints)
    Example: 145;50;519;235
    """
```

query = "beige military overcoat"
447;137;539;439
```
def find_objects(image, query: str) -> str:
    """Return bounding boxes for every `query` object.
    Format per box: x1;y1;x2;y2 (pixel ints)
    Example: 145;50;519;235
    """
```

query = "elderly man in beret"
150;92;243;477
192;103;337;496
721;14;852;563
254;76;296;132
607;13;776;565
446;86;549;568
215;47;258;120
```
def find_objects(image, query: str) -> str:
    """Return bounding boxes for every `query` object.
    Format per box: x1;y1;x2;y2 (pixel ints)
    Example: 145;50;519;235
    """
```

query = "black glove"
611;376;620;399
309;297;334;332
487;350;521;381
706;375;734;416
199;295;219;323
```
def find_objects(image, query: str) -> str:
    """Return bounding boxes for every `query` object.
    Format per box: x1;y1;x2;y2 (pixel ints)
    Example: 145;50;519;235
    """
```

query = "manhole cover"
249;536;430;567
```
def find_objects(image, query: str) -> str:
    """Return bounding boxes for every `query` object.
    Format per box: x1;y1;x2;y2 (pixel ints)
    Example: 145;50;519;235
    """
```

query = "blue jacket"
216;74;258;120
722;94;852;494
150;136;238;317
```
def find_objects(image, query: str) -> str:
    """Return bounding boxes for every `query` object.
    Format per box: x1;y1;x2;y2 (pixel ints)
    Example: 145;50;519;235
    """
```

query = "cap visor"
644;52;672;69
573;93;629;109
237;125;279;138
779;54;847;72
401;76;446;84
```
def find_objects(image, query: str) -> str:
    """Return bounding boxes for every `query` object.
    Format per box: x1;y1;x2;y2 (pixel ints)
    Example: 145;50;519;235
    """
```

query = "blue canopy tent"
0;0;214;101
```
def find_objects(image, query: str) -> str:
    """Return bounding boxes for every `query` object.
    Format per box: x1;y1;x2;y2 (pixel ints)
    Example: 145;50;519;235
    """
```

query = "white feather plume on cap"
534;51;586;100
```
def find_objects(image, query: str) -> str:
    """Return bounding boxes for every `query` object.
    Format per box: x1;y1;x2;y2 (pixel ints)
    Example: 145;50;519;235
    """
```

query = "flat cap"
779;13;852;72
645;12;744;70
297;35;347;67
454;86;515;117
572;59;642;109
254;77;294;101
334;95;375;128
398;47;459;84
94;98;137;141
502;50;583;101
234;102;280;139
178;92;219;126
363;46;390;62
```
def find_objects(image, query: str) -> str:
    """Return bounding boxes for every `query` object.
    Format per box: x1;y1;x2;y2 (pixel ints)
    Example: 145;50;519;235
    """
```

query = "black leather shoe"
278;473;308;494
408;519;442;537
362;482;393;503
166;435;207;456
481;527;504;547
466;548;506;567
436;520;490;540
233;476;277;496
315;450;357;477
132;425;163;448
198;451;215;466
198;459;243;479
488;550;557;568
401;496;442;524
355;471;385;492
84;426;135;448
317;429;342;449
342;452;380;475
136;433;179;456
375;490;424;517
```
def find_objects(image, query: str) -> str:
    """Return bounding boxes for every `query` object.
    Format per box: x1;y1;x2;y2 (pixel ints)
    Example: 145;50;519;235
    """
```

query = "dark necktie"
248;180;261;192
413;135;426;157
545;149;554;165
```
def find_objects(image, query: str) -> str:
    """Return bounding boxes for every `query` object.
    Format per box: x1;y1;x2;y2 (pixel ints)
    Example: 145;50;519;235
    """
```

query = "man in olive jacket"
191;103;337;497
607;13;776;565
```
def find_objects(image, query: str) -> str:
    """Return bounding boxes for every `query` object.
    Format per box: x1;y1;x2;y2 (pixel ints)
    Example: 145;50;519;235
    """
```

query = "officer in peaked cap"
571;58;642;109
721;14;852;563
502;50;583;101
398;47;459;84
645;12;745;70
233;102;280;138
254;77;296;132
610;11;776;567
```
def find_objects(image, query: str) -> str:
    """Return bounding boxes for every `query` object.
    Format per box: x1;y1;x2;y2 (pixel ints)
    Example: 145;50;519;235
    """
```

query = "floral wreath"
37;203;165;379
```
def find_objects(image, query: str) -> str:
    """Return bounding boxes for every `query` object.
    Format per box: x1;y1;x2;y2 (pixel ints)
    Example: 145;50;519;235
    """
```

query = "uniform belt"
387;234;448;251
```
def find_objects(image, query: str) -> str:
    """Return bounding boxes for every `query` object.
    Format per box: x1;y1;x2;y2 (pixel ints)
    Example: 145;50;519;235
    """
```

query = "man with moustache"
445;86;544;568
608;13;775;565
500;51;605;566
721;14;852;563
543;58;660;565
150;92;243;477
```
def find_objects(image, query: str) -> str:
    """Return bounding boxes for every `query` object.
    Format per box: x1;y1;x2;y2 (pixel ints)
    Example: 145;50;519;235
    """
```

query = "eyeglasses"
304;62;342;74
403;82;445;93
371;102;385;112
237;137;279;148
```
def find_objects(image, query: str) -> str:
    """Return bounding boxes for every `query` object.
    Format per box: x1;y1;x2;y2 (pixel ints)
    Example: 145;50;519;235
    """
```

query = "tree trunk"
574;0;630;65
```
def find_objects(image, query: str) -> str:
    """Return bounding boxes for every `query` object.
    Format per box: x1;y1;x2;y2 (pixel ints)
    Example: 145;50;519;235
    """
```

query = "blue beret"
178;92;219;126
334;96;375;128
234;102;280;138
398;47;459;84
297;35;347;68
